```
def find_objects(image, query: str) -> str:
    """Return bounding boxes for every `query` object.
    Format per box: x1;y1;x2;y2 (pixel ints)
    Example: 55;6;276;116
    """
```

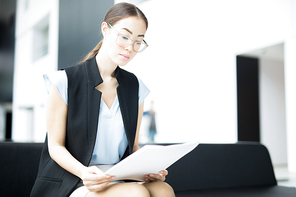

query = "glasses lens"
117;34;147;52
117;35;130;48
134;41;147;52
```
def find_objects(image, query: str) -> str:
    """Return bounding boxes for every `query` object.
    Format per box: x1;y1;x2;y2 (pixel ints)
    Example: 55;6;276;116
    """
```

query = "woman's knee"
124;183;150;197
87;183;150;197
144;182;175;197
156;182;175;197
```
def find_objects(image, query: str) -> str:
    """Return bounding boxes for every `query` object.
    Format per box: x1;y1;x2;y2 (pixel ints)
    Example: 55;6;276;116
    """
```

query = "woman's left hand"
145;170;168;183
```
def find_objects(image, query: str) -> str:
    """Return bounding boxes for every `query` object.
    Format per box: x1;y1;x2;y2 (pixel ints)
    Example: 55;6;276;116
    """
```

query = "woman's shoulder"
63;61;85;73
43;70;67;86
43;70;68;105
62;61;88;82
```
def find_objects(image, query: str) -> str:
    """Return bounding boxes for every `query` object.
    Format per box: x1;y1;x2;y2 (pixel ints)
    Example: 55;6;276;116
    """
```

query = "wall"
284;0;296;172
260;58;287;165
285;37;296;171
12;0;59;141
126;0;296;170
0;0;16;103
58;0;113;69
123;0;291;144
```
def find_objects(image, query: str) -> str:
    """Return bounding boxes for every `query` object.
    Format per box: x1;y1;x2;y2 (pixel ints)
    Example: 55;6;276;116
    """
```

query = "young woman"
30;2;175;197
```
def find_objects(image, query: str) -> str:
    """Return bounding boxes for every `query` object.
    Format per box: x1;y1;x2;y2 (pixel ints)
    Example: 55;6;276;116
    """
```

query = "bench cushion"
166;142;277;192
0;142;43;197
175;186;296;197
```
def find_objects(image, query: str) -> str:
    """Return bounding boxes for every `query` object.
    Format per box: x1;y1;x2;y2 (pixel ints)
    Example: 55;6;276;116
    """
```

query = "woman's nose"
124;43;133;52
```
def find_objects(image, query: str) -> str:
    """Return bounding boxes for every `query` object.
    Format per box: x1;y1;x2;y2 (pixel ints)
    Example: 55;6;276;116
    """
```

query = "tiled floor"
274;165;296;188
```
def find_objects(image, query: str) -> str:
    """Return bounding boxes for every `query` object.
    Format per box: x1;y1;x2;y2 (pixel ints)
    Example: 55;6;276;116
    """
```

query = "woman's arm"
46;85;113;191
47;84;86;178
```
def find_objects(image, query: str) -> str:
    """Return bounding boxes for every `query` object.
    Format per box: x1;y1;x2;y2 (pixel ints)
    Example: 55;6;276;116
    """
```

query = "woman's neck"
95;51;117;79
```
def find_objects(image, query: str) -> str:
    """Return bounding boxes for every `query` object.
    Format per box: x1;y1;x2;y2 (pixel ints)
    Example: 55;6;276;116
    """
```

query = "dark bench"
0;142;295;197
166;142;296;196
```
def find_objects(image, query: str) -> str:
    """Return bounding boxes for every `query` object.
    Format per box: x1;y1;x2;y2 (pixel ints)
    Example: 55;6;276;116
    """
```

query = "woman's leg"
143;181;175;197
86;182;150;197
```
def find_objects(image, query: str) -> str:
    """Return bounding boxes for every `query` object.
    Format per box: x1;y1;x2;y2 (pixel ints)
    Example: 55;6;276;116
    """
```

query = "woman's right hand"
80;166;115;192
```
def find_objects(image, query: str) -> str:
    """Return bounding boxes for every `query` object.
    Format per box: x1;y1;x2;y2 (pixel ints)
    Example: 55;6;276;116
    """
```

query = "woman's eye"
121;36;129;40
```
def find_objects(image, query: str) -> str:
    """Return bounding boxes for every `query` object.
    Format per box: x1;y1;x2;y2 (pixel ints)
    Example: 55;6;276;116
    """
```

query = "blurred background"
0;0;296;180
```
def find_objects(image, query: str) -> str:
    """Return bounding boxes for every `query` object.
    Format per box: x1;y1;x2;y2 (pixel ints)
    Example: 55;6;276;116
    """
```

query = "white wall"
284;0;296;173
285;37;296;172
123;0;291;144
13;0;59;142
259;58;287;165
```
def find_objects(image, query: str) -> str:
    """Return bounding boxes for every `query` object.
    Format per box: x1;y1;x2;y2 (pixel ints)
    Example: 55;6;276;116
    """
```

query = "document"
105;141;199;181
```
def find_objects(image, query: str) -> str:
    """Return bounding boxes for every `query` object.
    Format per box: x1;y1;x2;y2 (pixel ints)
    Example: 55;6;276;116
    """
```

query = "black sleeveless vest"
30;57;139;197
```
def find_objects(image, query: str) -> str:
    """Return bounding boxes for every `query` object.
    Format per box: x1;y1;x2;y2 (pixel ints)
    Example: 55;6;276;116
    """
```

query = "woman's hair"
81;2;148;63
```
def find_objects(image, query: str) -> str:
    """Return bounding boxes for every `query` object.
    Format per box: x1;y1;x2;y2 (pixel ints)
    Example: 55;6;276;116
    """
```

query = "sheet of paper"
105;141;199;181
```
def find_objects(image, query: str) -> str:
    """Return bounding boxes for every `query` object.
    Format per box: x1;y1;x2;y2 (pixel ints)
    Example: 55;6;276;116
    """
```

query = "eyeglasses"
108;23;148;53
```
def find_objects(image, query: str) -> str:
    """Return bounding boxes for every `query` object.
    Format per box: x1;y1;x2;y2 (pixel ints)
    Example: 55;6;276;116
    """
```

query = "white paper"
105;141;199;181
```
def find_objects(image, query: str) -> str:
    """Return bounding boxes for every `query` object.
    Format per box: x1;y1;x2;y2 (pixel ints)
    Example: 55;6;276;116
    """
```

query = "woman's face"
103;17;147;66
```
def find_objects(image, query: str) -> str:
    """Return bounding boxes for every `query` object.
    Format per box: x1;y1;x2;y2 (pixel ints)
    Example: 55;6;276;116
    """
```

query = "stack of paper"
105;141;199;181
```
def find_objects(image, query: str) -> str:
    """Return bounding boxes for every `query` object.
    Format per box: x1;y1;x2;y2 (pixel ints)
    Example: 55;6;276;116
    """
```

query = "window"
32;14;49;61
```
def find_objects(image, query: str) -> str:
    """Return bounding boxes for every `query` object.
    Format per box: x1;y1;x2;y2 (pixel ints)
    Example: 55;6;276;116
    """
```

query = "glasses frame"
108;23;148;53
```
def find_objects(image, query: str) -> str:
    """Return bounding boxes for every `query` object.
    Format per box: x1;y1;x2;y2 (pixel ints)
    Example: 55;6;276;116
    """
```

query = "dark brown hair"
81;2;148;63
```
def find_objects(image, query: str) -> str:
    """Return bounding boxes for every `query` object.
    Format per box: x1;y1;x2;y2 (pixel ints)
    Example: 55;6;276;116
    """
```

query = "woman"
30;2;175;197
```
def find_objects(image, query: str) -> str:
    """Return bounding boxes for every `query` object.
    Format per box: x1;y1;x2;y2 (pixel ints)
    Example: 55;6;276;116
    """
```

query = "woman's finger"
86;181;111;192
146;173;165;182
160;170;168;176
144;169;168;182
83;175;113;186
81;166;115;187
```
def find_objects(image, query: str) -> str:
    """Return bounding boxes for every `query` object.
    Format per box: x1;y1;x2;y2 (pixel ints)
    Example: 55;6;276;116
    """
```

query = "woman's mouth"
120;54;130;61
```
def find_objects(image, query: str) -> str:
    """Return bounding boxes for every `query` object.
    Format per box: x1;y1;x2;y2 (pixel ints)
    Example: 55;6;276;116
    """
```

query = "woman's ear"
101;22;109;37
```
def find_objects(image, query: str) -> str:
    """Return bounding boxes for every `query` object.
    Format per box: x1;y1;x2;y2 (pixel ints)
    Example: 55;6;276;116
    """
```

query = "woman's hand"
145;170;168;183
81;166;115;192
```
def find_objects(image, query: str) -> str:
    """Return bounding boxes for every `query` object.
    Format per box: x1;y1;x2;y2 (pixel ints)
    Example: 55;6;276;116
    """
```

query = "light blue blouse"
43;70;150;165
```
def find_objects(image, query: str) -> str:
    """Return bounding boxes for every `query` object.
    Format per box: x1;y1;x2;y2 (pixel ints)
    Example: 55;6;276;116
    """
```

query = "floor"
274;165;296;188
